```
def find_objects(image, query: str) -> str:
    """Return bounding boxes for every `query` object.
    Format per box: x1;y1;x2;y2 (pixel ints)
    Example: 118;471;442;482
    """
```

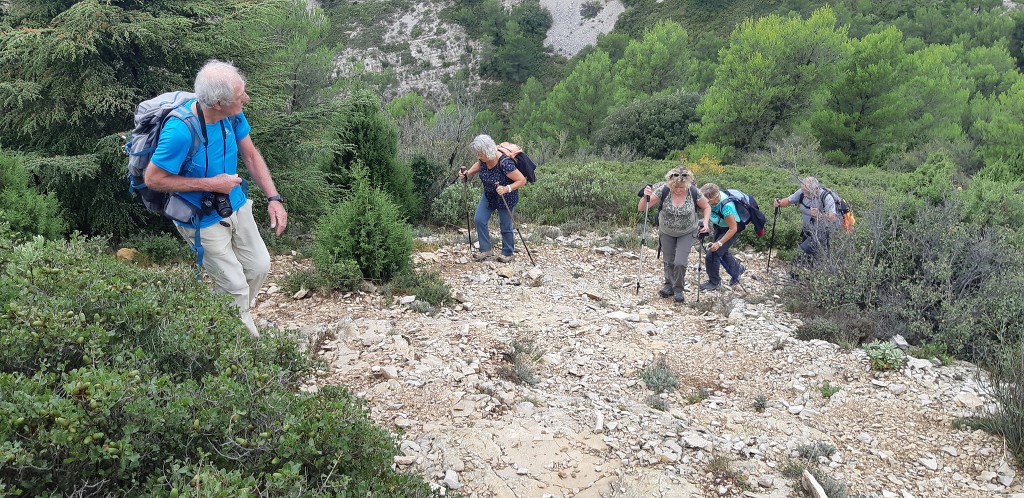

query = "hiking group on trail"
130;59;853;332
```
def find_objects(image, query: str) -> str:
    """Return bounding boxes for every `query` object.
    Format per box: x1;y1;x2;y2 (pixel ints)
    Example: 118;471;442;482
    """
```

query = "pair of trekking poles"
454;152;535;266
634;195;783;300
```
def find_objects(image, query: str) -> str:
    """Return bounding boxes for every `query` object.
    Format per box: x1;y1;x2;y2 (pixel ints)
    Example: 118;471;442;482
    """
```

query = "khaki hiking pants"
176;199;270;338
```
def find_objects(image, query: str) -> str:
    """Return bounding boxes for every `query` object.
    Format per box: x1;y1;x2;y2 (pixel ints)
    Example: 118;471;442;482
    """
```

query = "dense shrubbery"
593;91;701;159
0;228;433;496
0;152;67;240
430;181;482;229
314;167;414;282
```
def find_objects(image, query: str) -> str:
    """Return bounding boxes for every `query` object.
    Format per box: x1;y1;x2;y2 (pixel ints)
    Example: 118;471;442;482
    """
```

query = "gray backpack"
124;91;206;223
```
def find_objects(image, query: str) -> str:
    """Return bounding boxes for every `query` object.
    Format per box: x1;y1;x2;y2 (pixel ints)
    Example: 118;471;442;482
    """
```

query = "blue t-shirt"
478;156;519;209
151;100;251;228
710;198;740;228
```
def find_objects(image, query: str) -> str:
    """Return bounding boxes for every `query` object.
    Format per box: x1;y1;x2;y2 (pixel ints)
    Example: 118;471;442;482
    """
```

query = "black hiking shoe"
674;291;685;304
658;284;673;298
698;281;720;291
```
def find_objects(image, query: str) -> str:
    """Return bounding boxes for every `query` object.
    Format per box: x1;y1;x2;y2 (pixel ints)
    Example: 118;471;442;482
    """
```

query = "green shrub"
388;269;452;306
984;341;1024;466
638;356;678;394
314;167;414;282
408;155;448;221
863;341;905;371
0;232;433;496
819;381;841;398
0;152;67;240
686;387;711;405
498;335;544;386
283;258;362;294
593;91;701;159
522;162;635;226
118;232;193;265
430;182;481;229
753;395;768;412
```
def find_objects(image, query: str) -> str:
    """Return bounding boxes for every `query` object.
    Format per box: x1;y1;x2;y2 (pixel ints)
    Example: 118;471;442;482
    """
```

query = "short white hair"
470;134;499;161
195;59;245;108
801;176;821;197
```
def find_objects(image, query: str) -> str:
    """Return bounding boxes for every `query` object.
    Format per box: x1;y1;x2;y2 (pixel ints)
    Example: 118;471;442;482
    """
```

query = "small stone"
443;469;461;489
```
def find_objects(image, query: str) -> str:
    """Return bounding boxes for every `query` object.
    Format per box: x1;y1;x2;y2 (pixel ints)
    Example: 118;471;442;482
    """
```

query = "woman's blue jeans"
705;225;741;285
474;195;514;256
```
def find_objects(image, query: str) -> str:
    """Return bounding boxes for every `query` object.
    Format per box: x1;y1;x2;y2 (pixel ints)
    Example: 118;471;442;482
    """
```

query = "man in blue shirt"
144;60;288;338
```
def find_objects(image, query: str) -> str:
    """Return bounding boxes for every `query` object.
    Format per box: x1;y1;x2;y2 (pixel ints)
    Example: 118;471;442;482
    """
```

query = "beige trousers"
176;200;270;337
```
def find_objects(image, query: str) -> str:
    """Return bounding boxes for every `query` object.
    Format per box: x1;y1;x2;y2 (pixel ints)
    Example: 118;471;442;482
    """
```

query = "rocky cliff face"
329;0;623;103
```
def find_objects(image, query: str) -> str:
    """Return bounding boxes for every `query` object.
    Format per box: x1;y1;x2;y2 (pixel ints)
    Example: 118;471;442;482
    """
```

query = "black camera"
203;193;233;218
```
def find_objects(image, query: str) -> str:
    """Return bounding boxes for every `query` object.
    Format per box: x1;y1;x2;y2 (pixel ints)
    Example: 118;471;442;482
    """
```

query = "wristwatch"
267;195;284;204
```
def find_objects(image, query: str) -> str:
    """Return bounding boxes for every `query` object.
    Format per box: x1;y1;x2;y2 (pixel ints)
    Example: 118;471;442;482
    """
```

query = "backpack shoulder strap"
689;184;699;206
165;103;204;174
656;185;670;214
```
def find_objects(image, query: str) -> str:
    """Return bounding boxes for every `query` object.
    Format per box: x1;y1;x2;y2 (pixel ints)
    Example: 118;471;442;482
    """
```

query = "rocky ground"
253;227;1022;498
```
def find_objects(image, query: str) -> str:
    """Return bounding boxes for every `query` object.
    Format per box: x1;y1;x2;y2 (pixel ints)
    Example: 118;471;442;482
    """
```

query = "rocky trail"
253;229;1021;498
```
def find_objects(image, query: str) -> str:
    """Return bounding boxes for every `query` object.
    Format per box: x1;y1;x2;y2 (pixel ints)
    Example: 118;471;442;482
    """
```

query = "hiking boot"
658;284;673;298
698;281;720;291
472;249;494;261
673;291;685;304
729;264;746;286
496;253;514;263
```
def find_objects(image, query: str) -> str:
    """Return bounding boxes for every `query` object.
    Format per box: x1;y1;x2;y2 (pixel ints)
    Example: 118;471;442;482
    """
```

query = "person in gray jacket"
773;176;837;260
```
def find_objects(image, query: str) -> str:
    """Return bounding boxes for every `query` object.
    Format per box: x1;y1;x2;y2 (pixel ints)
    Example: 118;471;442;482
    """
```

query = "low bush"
864;341;905;371
429;181;481;229
0;232;433;496
118;232;194;266
638;356;677;394
387;269;452;306
0;152;67;241
314;166;414;282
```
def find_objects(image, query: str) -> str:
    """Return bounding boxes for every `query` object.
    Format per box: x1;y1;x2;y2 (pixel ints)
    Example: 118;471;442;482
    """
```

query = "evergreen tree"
976;80;1024;181
612;21;695;104
806;27;910;166
528;50;616;150
695;8;847;151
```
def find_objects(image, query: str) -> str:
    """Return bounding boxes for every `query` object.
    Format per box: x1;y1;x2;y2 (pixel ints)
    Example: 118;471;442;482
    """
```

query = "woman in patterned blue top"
699;183;746;290
458;134;528;263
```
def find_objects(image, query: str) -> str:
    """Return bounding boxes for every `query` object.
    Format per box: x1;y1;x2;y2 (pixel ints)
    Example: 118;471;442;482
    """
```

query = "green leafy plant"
864;341;906;371
753;395;768;412
638;356;678;394
707;453;750;490
388;269;452;306
0;153;67;241
686;387;711;405
646;394;669;412
909;342;955;366
0;231;433;496
499;335;544;386
819;381;841;398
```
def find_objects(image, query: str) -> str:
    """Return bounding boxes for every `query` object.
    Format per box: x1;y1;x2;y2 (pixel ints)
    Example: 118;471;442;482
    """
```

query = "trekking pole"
766;205;780;273
636;193;651;294
461;170;474;250
452;151;474;251
496;183;535;266
696;234;706;303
